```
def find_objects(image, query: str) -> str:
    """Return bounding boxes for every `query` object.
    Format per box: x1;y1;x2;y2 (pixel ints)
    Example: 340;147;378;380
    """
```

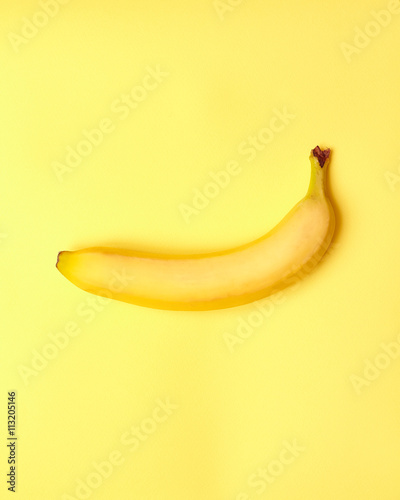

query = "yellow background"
1;0;400;498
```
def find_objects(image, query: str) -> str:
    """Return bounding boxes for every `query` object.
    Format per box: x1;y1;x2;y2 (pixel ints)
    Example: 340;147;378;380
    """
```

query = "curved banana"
56;146;335;311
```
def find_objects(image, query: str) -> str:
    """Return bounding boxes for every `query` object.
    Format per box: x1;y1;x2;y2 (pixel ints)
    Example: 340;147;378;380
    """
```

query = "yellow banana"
56;146;336;311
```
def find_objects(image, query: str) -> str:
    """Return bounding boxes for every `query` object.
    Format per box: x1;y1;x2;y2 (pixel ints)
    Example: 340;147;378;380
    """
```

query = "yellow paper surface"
1;1;400;498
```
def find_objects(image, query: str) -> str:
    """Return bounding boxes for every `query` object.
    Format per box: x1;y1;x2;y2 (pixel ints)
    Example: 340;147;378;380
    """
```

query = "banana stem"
312;145;330;168
307;146;331;197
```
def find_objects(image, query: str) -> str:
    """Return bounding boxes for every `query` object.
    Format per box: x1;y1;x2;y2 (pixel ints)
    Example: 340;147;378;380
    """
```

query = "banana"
56;146;336;311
